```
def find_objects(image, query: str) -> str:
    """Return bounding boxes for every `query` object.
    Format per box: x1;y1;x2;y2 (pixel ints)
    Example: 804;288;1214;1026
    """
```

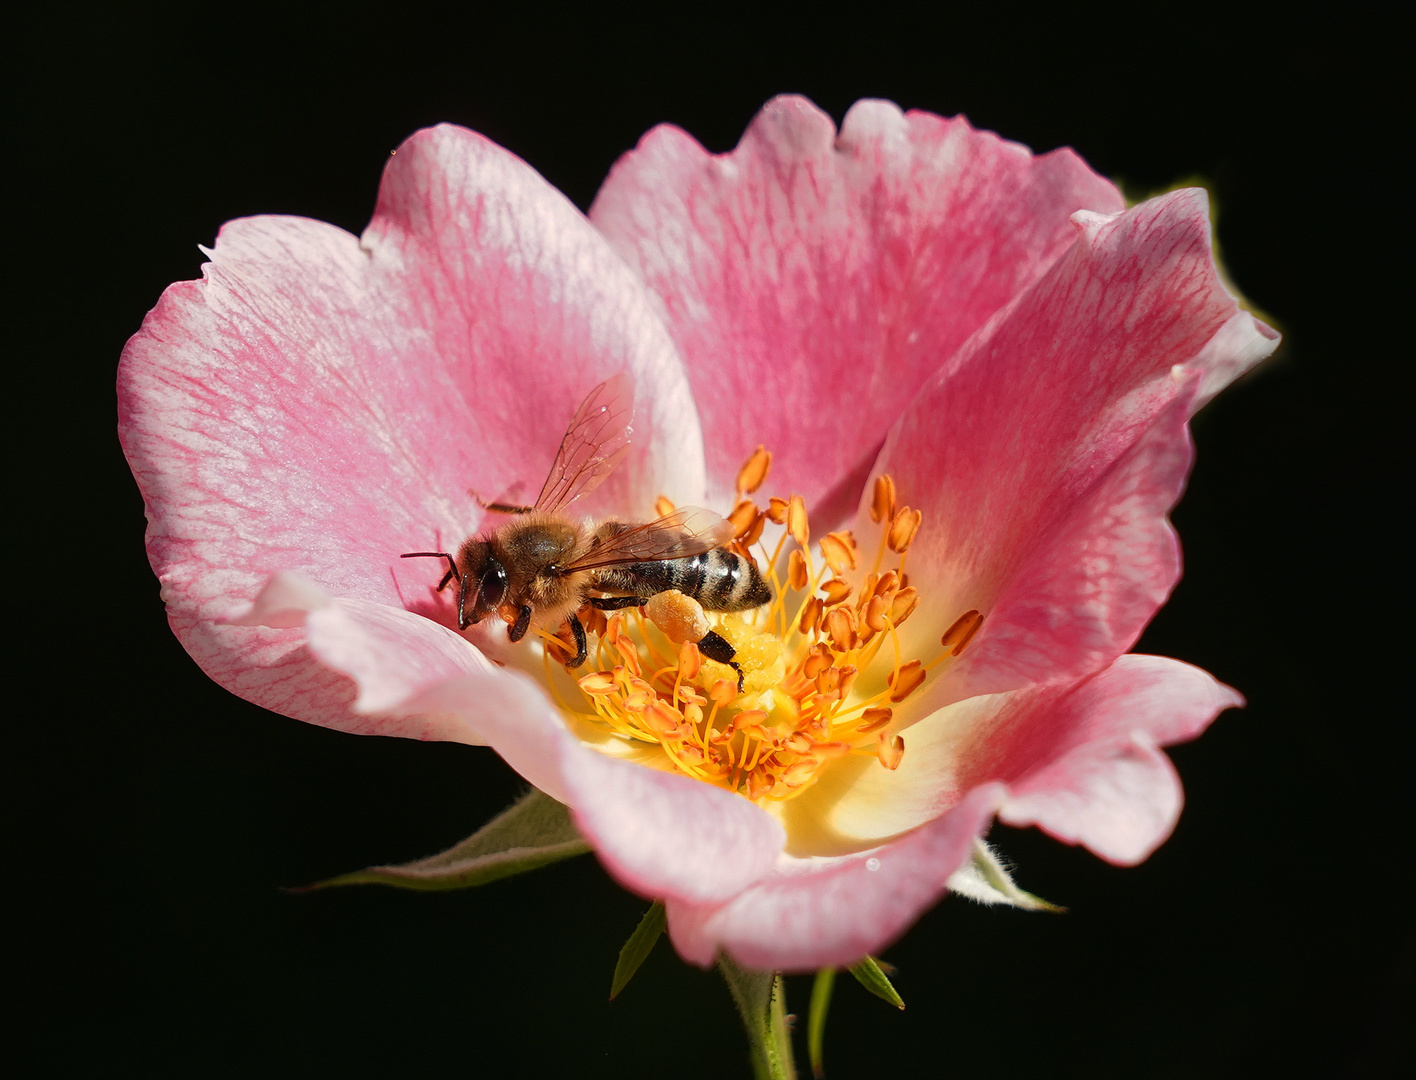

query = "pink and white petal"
398;673;785;903
119;123;699;732
591;95;1123;516
859;189;1279;697
991;655;1243;864
667;783;1005;972
222;572;495;741
781;654;1238;862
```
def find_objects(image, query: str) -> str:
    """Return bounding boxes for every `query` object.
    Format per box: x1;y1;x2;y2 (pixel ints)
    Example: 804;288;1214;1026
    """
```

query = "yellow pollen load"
546;453;983;806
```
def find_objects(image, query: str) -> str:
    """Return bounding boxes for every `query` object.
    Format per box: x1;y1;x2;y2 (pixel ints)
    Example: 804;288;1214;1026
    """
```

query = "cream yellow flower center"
538;449;982;805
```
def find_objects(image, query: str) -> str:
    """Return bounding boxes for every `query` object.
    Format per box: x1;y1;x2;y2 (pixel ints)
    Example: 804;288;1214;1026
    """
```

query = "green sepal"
807;967;835;1079
847;956;904;1009
719;955;797;1080
948;838;1065;912
609;901;665;1000
297;788;590;892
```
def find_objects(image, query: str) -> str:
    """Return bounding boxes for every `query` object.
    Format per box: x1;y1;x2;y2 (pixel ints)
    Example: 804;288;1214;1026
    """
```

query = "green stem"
718;956;797;1079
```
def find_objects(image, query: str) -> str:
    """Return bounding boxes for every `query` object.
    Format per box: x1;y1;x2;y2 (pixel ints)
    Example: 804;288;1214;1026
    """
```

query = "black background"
13;2;1407;1076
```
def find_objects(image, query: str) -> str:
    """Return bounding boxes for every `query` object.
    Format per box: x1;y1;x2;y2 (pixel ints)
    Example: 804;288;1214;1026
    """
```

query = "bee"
403;374;771;687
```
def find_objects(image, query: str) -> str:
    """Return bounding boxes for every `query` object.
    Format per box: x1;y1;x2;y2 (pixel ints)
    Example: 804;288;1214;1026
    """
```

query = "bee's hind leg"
696;630;745;694
588;595;645;611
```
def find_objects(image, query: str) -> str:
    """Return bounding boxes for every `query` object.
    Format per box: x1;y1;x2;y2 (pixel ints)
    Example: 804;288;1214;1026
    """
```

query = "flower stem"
718;955;797;1079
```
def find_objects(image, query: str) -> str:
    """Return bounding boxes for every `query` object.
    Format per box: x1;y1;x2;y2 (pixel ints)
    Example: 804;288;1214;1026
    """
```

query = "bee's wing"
533;373;635;513
562;507;735;571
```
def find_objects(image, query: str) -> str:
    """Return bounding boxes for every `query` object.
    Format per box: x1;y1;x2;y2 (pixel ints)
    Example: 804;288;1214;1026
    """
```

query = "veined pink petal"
225;572;494;741
119;123;700;732
590;95;1124;517
861;189;1279;700
780;654;1238;861
394;675;787;903
991;655;1243;864
666;783;1004;971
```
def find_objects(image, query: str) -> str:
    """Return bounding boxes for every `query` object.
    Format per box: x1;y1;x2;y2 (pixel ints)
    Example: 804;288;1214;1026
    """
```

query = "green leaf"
719;955;797;1080
609;901;665;1000
848;956;904;1010
807;968;835;1079
297;788;590;892
948;839;1066;912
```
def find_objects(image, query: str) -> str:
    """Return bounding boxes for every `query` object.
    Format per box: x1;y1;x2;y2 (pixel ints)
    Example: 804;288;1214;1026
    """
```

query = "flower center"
538;448;982;806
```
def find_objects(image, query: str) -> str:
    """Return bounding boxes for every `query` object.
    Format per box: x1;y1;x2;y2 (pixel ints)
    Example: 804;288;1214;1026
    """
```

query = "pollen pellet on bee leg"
877;733;905;770
644;590;710;644
736;445;773;495
888;660;926;702
871;475;897;524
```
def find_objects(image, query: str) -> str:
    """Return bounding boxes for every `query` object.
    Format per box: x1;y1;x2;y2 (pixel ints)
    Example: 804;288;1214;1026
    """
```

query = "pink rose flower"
118;96;1278;972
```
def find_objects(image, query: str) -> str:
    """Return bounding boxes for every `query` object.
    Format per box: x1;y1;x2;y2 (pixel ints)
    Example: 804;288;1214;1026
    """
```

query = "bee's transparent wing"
562;507;735;571
534;374;635;513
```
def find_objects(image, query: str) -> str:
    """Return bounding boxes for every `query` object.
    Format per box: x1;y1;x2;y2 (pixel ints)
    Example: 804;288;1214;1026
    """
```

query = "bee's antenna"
402;552;467;616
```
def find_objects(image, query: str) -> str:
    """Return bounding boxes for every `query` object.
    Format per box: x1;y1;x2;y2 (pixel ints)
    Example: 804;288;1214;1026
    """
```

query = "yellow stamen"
736;445;773;495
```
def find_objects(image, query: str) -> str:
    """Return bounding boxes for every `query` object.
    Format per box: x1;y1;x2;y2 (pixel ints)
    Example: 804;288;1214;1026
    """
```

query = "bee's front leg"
696;630;745;694
563;611;588;668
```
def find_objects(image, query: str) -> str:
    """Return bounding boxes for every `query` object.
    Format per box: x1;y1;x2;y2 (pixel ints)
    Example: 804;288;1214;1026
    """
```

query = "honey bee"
403;375;771;686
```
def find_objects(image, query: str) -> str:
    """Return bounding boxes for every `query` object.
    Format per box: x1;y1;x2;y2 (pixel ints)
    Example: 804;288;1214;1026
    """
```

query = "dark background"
14;2;1406;1076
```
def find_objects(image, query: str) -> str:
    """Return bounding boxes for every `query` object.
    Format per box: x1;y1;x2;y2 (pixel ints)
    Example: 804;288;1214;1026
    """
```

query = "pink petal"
224;572;493;740
397;676;786;903
862;189;1279;700
119;123;700;731
978;655;1243;865
666;783;1005;971
590;95;1124;517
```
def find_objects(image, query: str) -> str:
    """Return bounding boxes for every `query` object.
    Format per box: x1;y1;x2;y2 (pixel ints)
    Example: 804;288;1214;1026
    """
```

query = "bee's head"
454;539;508;631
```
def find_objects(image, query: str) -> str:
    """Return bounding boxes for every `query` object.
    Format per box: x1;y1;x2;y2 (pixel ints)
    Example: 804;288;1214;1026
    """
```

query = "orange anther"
788;494;810;548
864;595;890;632
779;760;818;786
802;646;829;680
816;666;842;696
682;700;705;721
821;579;852;606
747;770;777;800
577;671;618;696
887;506;922;553
876;733;905;770
788;549;809;591
622;690;654;712
677;639;703;679
940;610;984;655
709;679;738;707
785;731;813;753
888;587;920;627
741;512;765;547
736;445;773;495
870;475;897;524
825;606;856;652
819;532;857;576
872;570;899;601
766;496;789;524
655;494;677;518
581;604;609;638
888;660;925;702
646;699;685;735
728;500;759;538
837;665;858;700
799;595;824;636
856;707;893;733
678;742;706;764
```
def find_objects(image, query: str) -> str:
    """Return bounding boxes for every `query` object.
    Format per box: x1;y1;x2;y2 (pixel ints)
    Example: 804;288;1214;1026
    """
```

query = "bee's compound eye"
480;563;508;608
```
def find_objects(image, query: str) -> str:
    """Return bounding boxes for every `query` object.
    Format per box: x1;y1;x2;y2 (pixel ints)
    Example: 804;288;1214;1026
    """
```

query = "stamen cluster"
554;449;982;805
